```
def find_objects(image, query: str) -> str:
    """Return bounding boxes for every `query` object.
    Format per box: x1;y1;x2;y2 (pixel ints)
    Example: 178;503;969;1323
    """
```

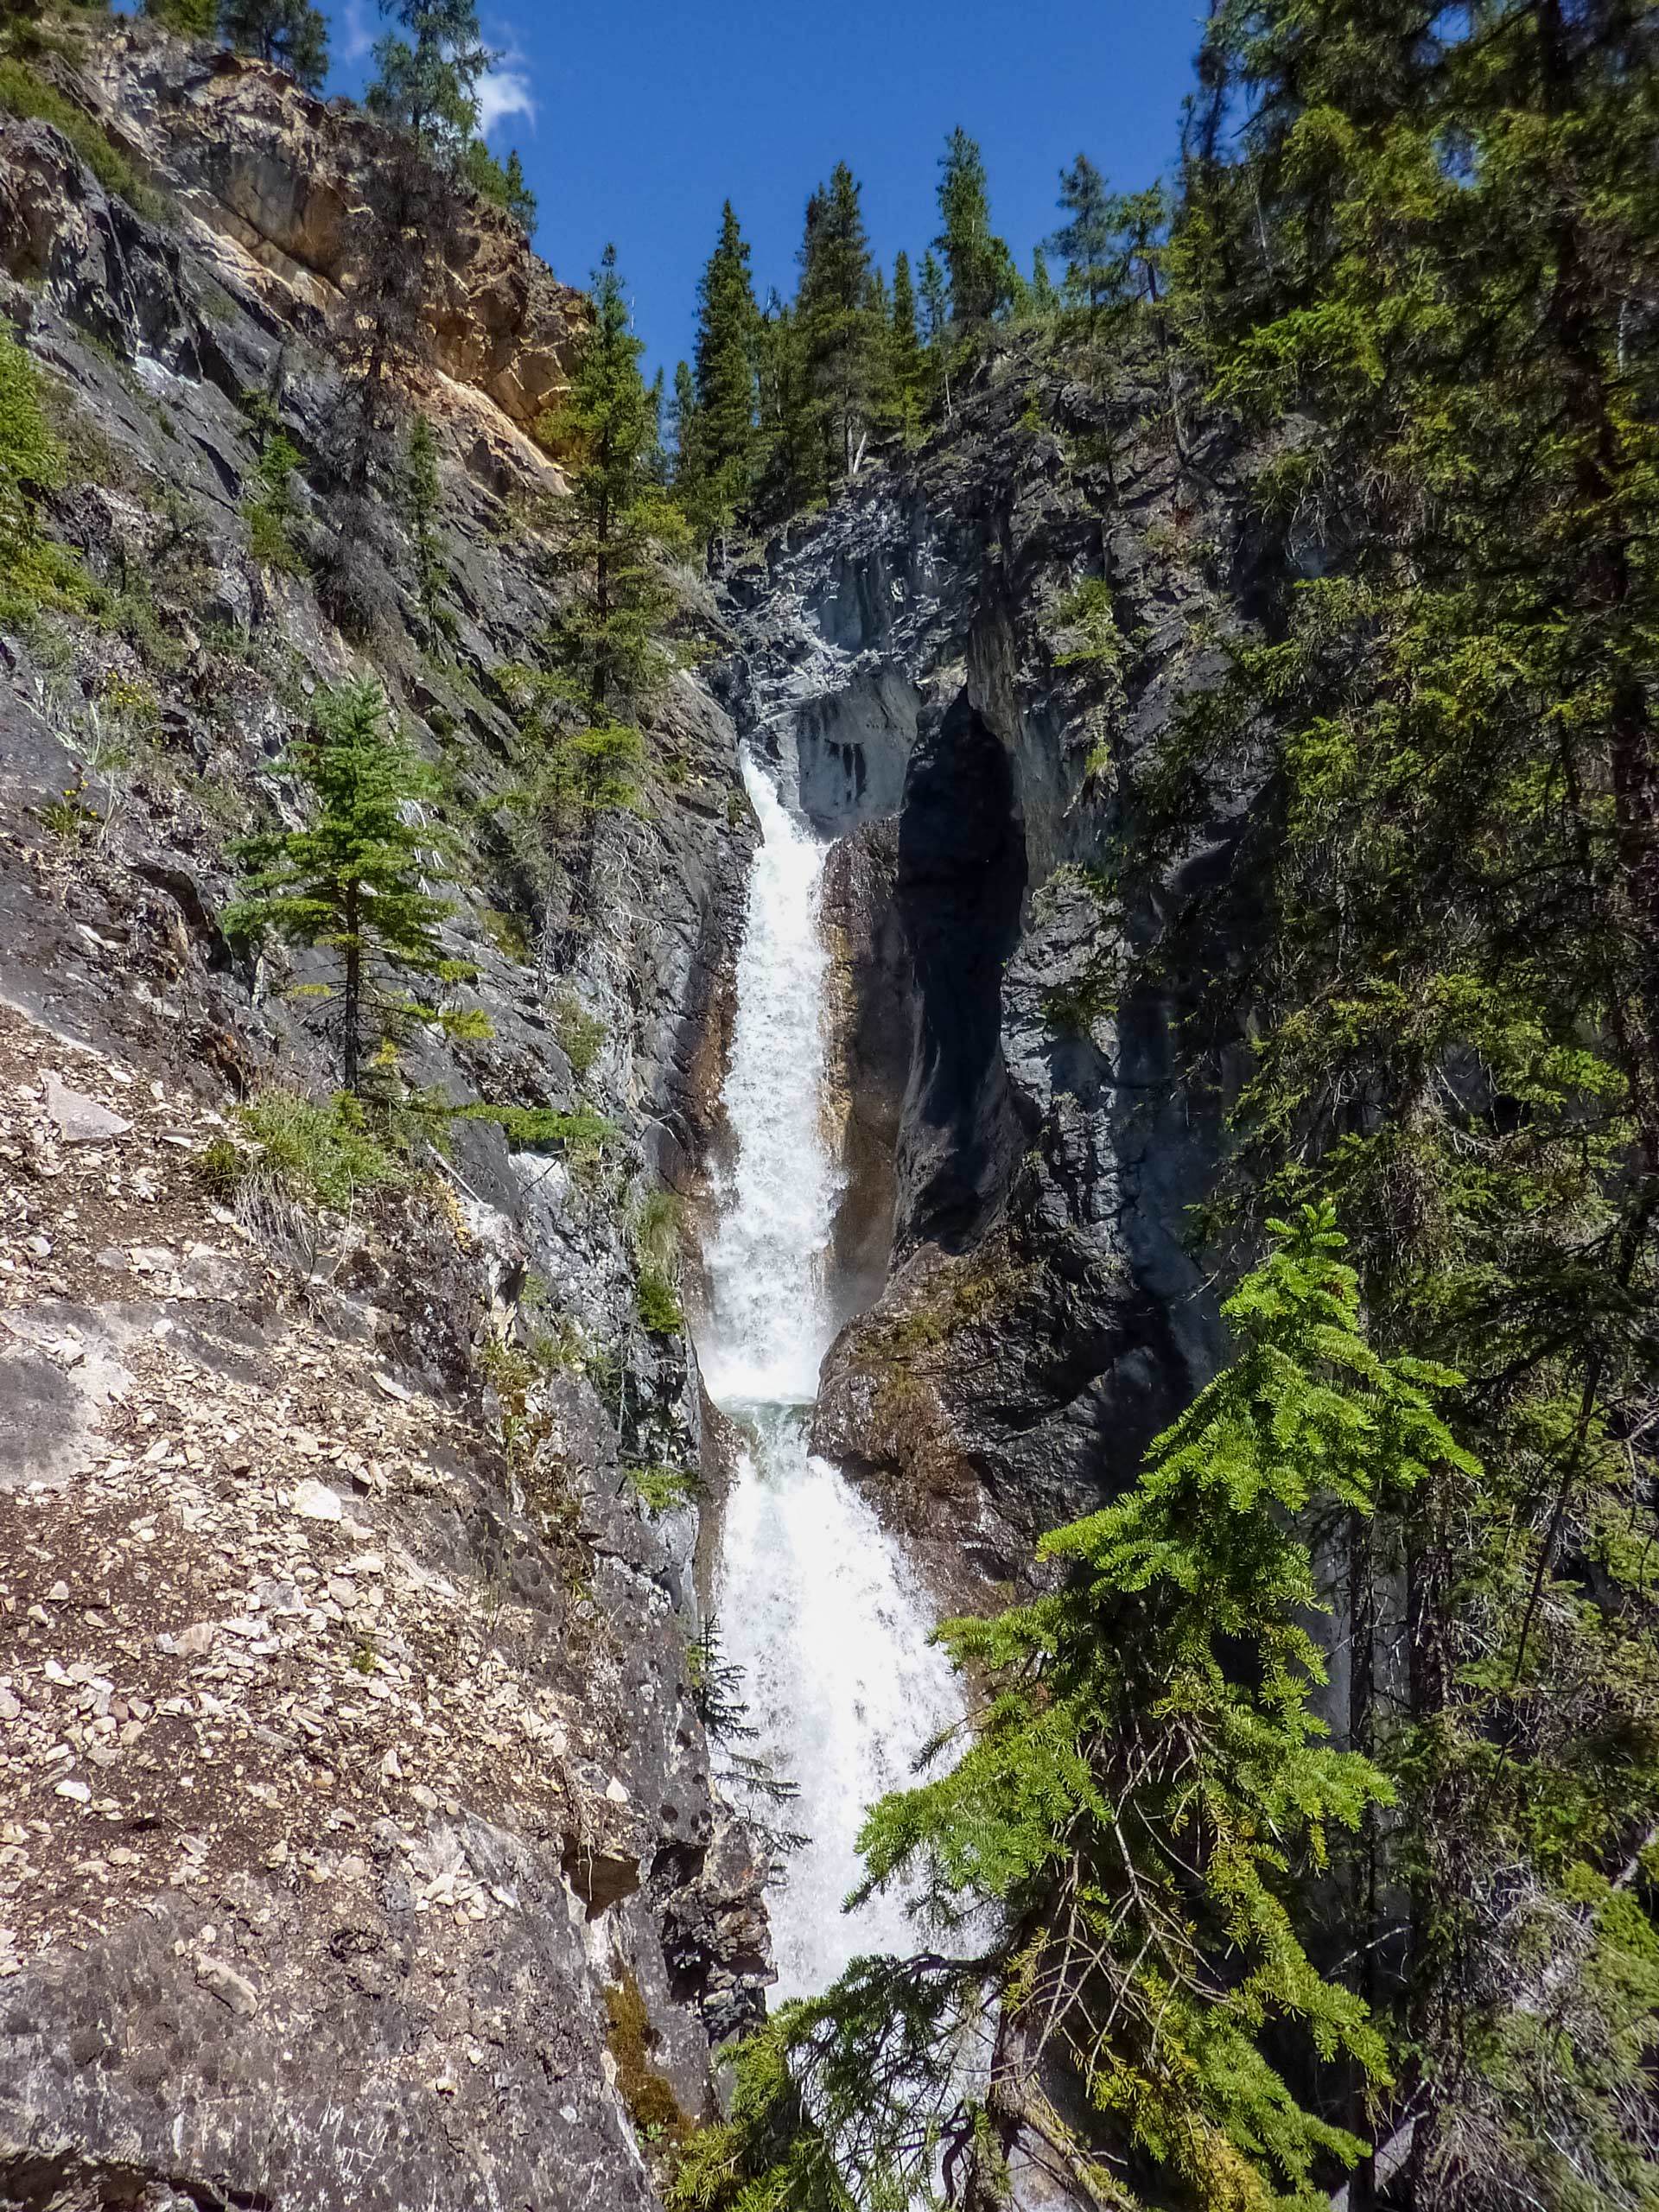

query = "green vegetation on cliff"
226;678;483;1091
678;1211;1467;2209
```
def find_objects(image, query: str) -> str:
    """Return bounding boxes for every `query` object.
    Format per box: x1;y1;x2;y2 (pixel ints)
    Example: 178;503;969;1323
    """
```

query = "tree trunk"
1345;1508;1378;2211
341;880;361;1094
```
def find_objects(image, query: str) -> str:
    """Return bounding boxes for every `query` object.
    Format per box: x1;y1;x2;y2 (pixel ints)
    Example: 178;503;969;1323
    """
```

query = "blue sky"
327;2;1207;378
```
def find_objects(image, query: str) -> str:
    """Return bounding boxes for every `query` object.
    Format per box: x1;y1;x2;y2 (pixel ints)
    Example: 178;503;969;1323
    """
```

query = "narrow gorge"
5;6;1652;2210
0;22;1228;2206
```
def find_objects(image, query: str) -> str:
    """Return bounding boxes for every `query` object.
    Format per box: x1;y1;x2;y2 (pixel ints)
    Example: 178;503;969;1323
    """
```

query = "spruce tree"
1107;3;1659;2200
536;244;685;715
397;414;448;646
1048;150;1117;320
679;200;760;548
675;1208;1464;2209
917;247;954;415
669;357;699;498
219;0;328;87
459;140;537;230
226;681;478;1092
880;248;928;445
753;292;820;519
933;126;1013;336
500;149;535;229
797;162;878;480
366;0;495;156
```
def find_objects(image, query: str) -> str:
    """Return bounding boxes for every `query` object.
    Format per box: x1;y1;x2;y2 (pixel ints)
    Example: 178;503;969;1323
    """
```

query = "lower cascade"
697;758;967;2002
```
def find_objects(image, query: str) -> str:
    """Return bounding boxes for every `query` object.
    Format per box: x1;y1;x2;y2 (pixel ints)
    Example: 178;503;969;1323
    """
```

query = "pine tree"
1048;150;1117;320
366;0;495;156
678;200;760;548
535;244;686;715
1027;245;1057;320
397;414;448;646
676;1207;1465;2209
879;248;928;446
797;162;878;480
933;126;1013;337
1106;4;1659;2201
226;681;479;1092
219;0;328;89
915;246;953;412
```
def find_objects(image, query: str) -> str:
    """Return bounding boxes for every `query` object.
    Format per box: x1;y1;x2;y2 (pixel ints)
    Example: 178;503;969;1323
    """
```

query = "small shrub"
553;991;606;1082
460;1102;620;1159
603;1973;690;2146
241;432;308;574
479;905;531;963
636;1267;684;1337
632;1186;681;1273
234;1090;402;1212
200;1133;245;1198
1051;575;1128;673
631;1186;684;1336
687;1617;753;1738
626;1463;696;1515
0;328;88;626
245;501;305;574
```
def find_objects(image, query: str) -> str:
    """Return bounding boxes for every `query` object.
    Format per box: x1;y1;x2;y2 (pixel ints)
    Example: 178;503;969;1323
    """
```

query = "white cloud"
477;65;536;134
341;0;375;64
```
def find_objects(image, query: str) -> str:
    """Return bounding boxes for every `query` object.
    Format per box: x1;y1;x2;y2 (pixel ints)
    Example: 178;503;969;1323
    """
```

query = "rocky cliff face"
720;359;1262;1599
0;22;767;2212
0;16;1279;2204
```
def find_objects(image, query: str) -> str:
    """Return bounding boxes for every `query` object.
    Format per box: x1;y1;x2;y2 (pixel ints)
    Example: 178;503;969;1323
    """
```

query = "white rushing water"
699;757;968;2004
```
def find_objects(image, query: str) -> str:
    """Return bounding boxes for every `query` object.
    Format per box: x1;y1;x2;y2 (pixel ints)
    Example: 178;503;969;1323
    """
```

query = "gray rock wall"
720;360;1259;1577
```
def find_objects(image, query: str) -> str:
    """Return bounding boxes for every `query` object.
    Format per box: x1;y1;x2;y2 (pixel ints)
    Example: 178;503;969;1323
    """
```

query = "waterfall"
698;757;968;2004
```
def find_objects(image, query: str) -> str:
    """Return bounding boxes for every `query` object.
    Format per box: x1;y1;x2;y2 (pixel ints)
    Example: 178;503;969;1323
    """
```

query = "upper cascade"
700;759;844;1405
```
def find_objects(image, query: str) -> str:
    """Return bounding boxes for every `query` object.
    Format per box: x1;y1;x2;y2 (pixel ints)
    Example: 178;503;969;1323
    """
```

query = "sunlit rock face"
0;31;766;2212
80;26;588;432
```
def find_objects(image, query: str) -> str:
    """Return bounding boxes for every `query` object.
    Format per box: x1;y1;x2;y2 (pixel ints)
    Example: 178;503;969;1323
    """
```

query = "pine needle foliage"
1109;2;1659;2197
797;162;879;484
676;200;761;549
536;244;688;715
219;0;328;90
226;678;481;1091
365;0;494;156
675;1208;1465;2212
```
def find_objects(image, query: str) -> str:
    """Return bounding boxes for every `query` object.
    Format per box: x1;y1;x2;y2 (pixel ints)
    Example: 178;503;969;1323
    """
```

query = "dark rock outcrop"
721;360;1258;1580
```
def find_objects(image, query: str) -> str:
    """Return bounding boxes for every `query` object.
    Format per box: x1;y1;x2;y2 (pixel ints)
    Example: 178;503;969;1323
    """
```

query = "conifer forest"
0;4;1655;2212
